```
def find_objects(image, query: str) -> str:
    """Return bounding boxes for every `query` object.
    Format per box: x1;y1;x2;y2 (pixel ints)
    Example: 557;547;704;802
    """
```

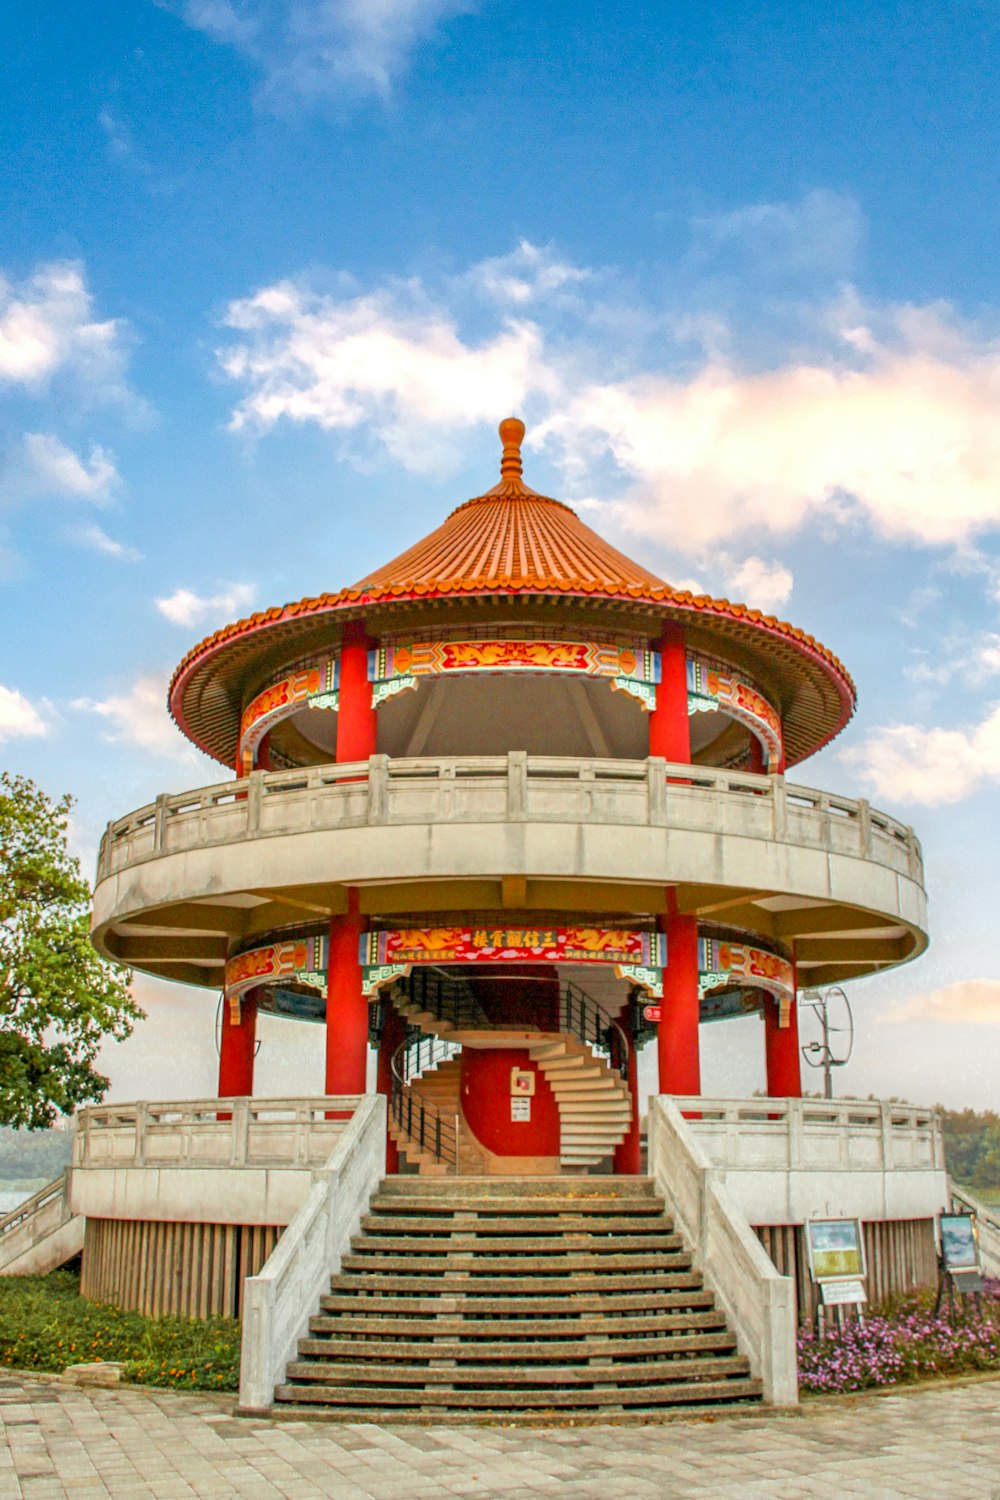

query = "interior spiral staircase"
386;973;634;1174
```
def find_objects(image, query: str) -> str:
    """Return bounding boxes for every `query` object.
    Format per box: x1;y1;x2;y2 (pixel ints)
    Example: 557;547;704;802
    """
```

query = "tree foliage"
0;772;141;1128
940;1107;1000;1194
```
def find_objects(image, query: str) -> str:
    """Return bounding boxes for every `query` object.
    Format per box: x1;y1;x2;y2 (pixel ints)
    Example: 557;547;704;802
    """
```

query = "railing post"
771;776;787;842
856;798;873;858
786;1098;802;1170
131;1102;148;1166
506;750;528;820
646;757;667;826
246;771;264;835
367;754;389;824
230;1098;250;1166
880;1099;893;1171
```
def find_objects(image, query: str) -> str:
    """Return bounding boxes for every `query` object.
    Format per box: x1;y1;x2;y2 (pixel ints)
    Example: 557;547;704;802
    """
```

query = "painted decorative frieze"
687;654;783;767
368;639;662;711
697;937;795;1023
224;935;328;1022
359;925;666;997
238;659;339;770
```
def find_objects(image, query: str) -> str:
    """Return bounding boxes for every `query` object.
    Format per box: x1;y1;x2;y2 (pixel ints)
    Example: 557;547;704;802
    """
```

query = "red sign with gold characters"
359;925;665;997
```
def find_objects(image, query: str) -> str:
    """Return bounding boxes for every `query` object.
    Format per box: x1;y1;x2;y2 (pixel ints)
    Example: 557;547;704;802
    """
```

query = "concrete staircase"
274;1176;762;1421
0;1173;83;1276
527;1034;631;1168
392;988;633;1170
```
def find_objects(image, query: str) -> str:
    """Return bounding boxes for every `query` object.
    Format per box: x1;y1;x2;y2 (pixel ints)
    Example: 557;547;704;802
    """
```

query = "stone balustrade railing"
96;754;923;884
677;1097;945;1175
73;1096;364;1172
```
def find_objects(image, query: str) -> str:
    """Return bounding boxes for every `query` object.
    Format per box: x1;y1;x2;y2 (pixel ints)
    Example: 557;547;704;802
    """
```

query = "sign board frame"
805;1217;867;1283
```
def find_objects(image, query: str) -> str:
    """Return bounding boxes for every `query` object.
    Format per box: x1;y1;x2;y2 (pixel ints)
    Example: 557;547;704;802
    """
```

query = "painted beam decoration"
368;639;662;711
239;659;339;771
360;926;666;997
224;935;329;1023
698;937;795;1023
687;654;783;768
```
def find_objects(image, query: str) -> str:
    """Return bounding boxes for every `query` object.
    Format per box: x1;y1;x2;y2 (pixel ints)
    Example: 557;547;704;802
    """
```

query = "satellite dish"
800;985;854;1098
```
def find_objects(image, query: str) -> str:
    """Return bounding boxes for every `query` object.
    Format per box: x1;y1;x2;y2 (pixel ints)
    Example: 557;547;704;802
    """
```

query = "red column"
657;910;701;1098
764;990;802;1098
376;998;407;1173
649;624;691;765
613;1001;642;1175
336;622;377;764
326;888;368;1098
218;989;258;1097
749;736;765;774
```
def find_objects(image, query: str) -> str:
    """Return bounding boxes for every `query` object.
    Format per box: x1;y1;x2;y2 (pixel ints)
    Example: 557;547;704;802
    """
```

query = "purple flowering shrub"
797;1277;1000;1394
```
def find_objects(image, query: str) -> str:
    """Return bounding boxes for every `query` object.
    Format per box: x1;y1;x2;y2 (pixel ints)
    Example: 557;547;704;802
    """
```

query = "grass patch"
0;1270;239;1391
797;1278;1000;1395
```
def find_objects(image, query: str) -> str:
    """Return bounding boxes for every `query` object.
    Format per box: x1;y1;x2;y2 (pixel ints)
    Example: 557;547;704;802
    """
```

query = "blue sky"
3;0;999;1109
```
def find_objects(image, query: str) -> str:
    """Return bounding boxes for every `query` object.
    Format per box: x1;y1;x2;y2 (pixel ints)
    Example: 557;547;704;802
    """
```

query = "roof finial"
499;416;525;480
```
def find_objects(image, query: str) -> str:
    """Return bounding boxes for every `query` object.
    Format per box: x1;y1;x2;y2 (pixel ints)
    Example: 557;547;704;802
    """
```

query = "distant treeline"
0;1126;72;1182
940;1109;1000;1194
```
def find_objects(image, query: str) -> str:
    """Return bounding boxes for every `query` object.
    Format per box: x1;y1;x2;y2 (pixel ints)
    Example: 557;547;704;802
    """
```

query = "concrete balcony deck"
92;755;928;990
69;1096;362;1226
674;1096;948;1226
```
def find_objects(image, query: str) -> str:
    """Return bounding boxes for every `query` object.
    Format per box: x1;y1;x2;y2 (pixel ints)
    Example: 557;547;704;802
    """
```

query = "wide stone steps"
358;1212;671;1234
274;1377;763;1413
297;1330;738;1361
350;1232;683;1254
284;1355;751;1387
339;1253;692;1276
275;1176;763;1420
308;1307;727;1337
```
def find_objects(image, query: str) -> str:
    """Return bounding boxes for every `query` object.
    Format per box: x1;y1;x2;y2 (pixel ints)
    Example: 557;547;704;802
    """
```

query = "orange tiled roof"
169;419;856;764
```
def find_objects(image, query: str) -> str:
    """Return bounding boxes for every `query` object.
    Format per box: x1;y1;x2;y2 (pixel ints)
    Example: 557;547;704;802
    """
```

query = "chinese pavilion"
91;418;927;1181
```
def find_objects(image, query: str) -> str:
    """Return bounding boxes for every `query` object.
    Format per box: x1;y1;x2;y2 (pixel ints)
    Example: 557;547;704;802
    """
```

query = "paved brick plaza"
1;1373;998;1500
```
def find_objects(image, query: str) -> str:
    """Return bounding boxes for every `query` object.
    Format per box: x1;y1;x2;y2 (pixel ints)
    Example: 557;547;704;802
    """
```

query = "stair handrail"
0;1170;69;1238
950;1181;1000;1277
389;1030;460;1167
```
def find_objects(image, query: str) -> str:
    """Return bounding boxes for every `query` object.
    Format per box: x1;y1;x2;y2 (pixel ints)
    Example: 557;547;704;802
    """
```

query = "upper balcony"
93;754;927;994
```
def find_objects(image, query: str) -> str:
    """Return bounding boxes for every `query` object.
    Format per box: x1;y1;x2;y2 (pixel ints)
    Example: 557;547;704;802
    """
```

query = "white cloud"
0;684;48;743
465;241;593;307
0;261;129;394
155;583;255;628
73;673;193;760
842;702;1000;806
170;0;473;106
883;979;1000;1026
3;432;120;506
690;189;864;279
217;238;1000;556
540;321;1000;551
71;522;142;562
220;280;550;471
723;555;793;613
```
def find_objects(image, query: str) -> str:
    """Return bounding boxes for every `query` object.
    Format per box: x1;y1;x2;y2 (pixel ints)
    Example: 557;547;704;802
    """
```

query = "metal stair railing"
389;1030;460;1169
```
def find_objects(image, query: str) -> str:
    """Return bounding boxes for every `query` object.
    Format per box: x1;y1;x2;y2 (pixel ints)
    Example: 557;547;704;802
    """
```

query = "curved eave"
169;583;856;770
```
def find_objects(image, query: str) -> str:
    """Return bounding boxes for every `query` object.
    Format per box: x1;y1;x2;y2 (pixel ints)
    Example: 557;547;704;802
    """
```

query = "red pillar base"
218;990;258;1098
764;994;802;1098
376;999;406;1173
326;889;368;1109
657;911;701;1100
612;1003;642;1175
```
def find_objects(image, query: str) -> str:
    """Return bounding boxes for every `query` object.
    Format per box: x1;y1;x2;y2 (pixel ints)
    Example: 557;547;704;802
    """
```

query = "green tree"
0;772;142;1128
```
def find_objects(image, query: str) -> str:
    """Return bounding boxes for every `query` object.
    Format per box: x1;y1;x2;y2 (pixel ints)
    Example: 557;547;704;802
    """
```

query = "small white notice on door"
511;1097;531;1121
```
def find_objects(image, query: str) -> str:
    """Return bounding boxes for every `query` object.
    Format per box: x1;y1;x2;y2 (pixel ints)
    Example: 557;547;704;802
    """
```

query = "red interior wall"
460;1048;561;1157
